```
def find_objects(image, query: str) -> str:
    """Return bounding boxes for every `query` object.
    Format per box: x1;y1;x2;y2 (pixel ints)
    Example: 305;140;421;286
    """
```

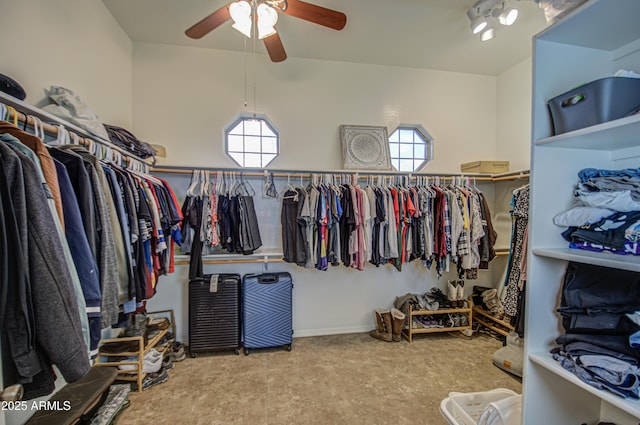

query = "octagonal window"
225;114;279;168
388;125;433;172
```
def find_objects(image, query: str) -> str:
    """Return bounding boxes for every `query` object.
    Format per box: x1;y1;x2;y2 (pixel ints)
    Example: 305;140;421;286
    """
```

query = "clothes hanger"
29;116;44;141
237;172;254;196
236;172;247;196
55;125;70;146
202;170;211;197
70;131;81;146
262;170;278;198
5;106;18;126
215;171;223;195
187;169;199;196
200;170;208;197
229;171;238;196
286;173;296;192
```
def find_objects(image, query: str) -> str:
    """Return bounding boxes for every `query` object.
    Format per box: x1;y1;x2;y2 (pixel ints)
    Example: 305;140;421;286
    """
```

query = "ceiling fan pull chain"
243;36;248;108
252;24;257;116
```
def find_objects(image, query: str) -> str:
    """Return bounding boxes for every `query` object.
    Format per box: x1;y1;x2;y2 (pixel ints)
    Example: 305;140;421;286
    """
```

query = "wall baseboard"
292;326;371;338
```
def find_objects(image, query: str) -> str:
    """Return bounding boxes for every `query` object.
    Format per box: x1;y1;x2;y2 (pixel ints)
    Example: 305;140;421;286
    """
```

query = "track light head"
466;0;521;41
480;26;496;41
470;15;489;34
495;5;519;25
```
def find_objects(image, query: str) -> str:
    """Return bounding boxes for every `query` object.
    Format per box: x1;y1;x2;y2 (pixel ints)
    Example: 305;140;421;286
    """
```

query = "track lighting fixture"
466;0;522;41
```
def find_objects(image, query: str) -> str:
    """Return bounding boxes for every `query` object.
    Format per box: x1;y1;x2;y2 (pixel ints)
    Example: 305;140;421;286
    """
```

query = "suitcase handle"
257;274;279;284
560;93;586;108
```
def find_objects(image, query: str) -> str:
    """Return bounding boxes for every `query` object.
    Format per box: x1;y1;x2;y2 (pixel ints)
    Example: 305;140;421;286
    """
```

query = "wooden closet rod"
0;92;153;171
152;166;504;182
174;257;284;266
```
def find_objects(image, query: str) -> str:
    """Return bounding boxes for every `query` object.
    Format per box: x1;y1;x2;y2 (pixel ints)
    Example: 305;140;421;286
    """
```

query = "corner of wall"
496;57;534;172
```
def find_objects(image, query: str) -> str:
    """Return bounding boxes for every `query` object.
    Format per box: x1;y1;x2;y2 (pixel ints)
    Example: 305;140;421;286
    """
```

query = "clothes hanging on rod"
502;183;529;334
0;99;152;173
181;170;263;280
279;174;497;277
0;117;182;400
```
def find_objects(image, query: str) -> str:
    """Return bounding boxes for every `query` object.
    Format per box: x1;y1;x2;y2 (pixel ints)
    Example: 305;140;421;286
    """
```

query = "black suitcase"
189;273;241;356
242;272;293;355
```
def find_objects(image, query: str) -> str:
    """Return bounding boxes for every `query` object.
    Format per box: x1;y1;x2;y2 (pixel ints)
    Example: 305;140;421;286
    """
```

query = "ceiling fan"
185;0;347;63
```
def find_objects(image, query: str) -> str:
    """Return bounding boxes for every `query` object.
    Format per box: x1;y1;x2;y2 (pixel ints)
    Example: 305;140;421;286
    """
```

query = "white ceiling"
101;0;549;76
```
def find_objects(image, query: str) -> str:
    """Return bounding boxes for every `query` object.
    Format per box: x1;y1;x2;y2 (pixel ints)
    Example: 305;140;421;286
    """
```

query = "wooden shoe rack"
472;304;514;337
402;299;472;343
94;309;175;392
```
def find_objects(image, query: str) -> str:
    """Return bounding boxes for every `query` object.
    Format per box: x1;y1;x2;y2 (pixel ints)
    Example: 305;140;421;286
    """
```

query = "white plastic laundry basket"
440;388;519;425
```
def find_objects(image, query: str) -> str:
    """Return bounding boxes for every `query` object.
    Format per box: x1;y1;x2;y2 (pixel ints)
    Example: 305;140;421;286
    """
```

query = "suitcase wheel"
287;344;292;352
235;348;240;355
244;348;250;355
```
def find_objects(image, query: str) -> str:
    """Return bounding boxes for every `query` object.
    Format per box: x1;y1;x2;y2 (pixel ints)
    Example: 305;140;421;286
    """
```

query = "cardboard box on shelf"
460;161;509;174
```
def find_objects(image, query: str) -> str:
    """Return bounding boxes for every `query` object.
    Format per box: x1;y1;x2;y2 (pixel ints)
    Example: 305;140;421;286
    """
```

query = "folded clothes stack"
552;262;640;399
555;167;640;255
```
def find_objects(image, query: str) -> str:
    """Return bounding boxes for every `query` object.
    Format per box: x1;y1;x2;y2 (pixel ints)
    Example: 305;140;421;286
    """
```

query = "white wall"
496;57;533;171
131;42;516;340
0;0;133;127
134;42;497;173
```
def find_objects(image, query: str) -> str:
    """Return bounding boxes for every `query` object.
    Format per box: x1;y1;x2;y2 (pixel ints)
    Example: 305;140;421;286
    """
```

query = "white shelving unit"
525;1;640;424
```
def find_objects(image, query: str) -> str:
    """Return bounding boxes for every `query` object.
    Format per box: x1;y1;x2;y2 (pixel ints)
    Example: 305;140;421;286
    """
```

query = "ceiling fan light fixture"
229;1;251;22
232;20;252;38
230;1;252;37
257;3;278;39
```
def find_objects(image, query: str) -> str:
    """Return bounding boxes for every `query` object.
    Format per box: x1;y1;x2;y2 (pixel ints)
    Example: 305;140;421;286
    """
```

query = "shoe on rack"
430;287;449;308
118;349;163;374
141;368;169;391
146;348;162;360
156;332;176;350
170;344;187;362
447;280;458;309
147;317;170;331
415;316;430;328
100;339;141;354
482;289;505;318
421;292;439;311
162;353;174;371
124;313;148;346
457;280;465;308
426;316;437;327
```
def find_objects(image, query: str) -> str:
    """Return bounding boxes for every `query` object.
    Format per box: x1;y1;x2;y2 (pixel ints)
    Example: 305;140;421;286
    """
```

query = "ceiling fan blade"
281;0;346;31
185;4;232;39
263;32;287;62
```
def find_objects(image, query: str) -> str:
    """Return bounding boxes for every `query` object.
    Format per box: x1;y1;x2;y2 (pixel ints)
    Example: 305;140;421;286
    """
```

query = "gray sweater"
0;140;90;387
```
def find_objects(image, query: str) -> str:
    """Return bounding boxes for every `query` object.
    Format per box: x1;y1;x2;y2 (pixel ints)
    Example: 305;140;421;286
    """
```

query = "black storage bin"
188;273;241;356
547;76;640;135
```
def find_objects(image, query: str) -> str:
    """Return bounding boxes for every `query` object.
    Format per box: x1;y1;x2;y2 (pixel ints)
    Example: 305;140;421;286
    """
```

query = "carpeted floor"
117;332;521;425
